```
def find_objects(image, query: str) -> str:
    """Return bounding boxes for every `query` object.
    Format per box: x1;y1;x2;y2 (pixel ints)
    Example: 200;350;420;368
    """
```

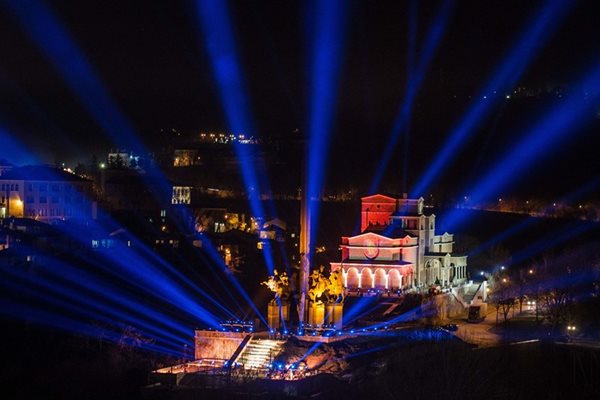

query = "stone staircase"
237;339;283;369
463;282;483;304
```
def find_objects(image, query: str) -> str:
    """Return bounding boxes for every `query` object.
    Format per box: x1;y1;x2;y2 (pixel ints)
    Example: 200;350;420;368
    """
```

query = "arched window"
388;269;401;289
374;269;387;289
346;267;359;288
360;268;373;288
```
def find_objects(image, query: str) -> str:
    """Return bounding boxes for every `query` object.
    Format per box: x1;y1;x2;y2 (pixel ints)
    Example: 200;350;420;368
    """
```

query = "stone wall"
422;293;468;323
194;330;249;360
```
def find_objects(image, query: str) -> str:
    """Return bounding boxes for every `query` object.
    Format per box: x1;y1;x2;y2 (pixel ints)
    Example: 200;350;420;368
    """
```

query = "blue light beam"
4;0;145;155
369;0;454;194
305;0;348;263
412;0;572;197
195;0;277;274
444;60;600;231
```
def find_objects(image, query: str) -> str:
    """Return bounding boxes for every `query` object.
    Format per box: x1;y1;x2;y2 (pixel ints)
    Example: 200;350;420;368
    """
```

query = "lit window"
171;186;191;205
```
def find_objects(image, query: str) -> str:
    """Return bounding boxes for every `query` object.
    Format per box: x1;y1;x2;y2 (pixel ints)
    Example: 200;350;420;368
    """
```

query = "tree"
538;288;573;330
74;162;87;177
489;275;517;324
114;153;124;168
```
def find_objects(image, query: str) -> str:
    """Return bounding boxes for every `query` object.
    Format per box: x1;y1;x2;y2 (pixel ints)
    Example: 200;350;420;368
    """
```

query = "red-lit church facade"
331;194;468;290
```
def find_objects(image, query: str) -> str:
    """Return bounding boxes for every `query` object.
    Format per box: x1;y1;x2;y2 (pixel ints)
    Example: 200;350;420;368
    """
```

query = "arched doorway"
426;260;442;285
374;268;387;289
346;267;359;288
425;261;433;285
388;269;401;289
360;268;373;289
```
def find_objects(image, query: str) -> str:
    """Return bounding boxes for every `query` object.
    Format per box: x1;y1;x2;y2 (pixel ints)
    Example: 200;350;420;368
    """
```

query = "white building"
0;166;95;221
330;194;467;290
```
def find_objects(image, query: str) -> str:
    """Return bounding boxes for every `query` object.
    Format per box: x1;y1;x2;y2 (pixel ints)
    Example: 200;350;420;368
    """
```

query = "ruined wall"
194;330;249;360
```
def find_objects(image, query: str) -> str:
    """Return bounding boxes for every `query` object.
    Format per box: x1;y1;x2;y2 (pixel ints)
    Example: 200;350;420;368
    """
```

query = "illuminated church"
330;194;467;290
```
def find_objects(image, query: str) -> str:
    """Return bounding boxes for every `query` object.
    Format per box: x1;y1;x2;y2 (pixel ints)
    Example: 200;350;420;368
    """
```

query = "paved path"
450;309;502;347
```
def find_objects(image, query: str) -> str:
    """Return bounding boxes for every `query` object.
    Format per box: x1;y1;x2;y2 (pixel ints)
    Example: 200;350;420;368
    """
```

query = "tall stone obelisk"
298;180;310;324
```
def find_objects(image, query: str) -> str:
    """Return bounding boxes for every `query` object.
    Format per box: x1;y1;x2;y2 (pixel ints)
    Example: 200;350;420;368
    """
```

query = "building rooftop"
364;224;415;239
337;259;413;266
0;166;90;182
361;193;398;201
425;252;467;257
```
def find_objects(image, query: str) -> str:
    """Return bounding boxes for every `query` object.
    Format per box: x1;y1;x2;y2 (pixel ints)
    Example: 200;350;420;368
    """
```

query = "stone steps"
237;339;283;369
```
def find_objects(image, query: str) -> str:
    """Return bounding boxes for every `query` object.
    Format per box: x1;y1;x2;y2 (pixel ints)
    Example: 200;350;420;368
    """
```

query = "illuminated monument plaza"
1;0;600;398
149;191;483;392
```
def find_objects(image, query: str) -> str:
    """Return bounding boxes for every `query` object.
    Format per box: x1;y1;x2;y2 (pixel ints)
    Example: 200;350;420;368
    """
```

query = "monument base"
307;303;325;326
267;300;289;329
327;303;343;329
307;303;344;328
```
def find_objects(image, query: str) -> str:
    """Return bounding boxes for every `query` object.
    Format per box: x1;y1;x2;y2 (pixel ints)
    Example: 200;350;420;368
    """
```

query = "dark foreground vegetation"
3;321;599;400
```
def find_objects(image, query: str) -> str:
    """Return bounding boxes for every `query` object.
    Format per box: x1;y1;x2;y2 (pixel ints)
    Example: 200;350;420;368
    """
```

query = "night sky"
1;0;599;198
